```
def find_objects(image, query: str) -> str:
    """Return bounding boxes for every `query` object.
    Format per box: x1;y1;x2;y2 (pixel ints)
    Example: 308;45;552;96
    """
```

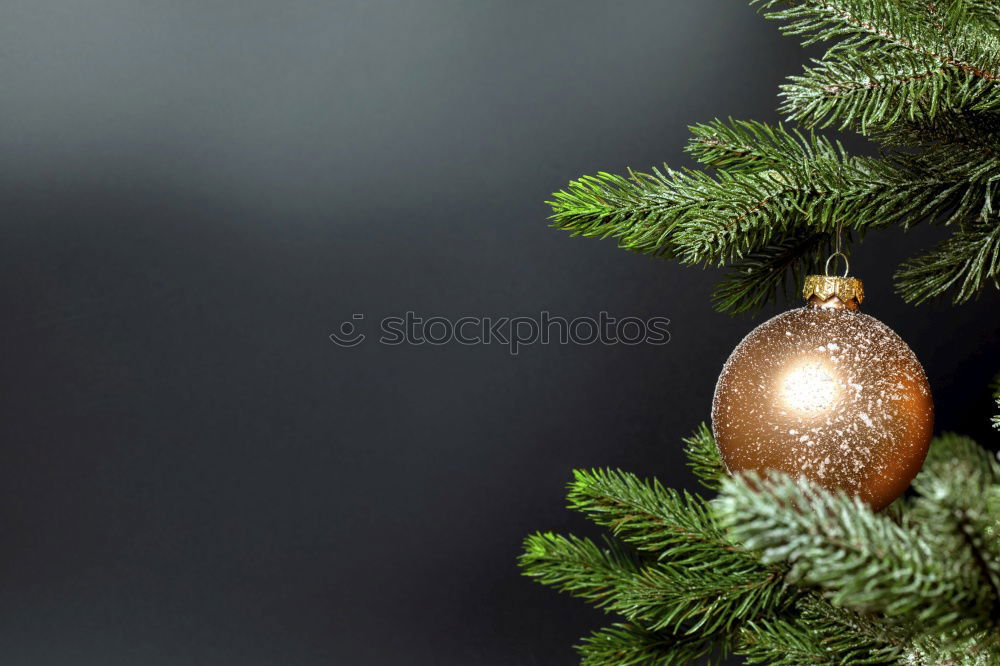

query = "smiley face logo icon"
329;314;366;347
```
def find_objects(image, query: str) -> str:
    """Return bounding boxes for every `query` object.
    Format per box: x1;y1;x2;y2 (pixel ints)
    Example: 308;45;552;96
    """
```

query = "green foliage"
757;0;1000;130
715;471;993;636
547;0;1000;313
520;528;790;637
527;2;1000;661
682;423;727;490
685;119;846;173
794;596;905;664
895;215;1000;304
576;623;725;666
565;467;725;557
908;433;1000;603
519;533;640;611
522;428;1000;664
736;598;906;666
712;230;832;314
903;629;1000;666
558;468;795;633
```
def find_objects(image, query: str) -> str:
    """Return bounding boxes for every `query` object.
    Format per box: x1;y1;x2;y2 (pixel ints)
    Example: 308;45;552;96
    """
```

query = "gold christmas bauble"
711;275;933;510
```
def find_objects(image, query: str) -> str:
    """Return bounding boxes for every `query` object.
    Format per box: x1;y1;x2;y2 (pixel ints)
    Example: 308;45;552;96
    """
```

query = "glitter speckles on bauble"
711;275;933;510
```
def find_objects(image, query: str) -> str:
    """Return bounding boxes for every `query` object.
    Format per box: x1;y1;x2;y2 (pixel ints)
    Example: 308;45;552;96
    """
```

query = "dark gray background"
1;1;996;664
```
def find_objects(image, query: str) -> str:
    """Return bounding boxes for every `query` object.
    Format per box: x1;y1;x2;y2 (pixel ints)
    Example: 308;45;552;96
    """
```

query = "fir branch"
550;118;1000;312
566;468;739;559
912;432;1000;496
619;561;791;634
756;0;1000;80
519;530;792;635
565;469;797;631
682;422;727;491
736;603;903;666
756;0;1000;129
872;109;1000;150
711;230;833;314
737;617;837;665
895;216;1000;304
795;595;906;663
549;120;855;275
904;627;1000;666
547;168;692;259
685;118;847;172
908;433;1000;613
779;52;998;131
714;472;995;636
918;0;1000;34
519;532;639;610
576;623;724;666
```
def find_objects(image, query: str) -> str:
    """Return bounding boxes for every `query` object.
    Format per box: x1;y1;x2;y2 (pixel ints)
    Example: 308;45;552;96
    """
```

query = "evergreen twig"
682;423;727;491
547;1;1000;313
714;471;995;636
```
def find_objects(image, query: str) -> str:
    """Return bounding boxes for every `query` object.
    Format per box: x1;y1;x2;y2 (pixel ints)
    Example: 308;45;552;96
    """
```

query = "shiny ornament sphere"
712;304;933;510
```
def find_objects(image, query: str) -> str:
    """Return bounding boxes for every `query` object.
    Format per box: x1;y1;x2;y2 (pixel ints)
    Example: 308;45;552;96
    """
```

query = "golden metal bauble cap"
803;275;864;311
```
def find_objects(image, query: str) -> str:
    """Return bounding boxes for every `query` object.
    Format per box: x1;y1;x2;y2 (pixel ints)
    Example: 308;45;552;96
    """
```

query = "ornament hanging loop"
825;251;850;278
805;222;862;309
